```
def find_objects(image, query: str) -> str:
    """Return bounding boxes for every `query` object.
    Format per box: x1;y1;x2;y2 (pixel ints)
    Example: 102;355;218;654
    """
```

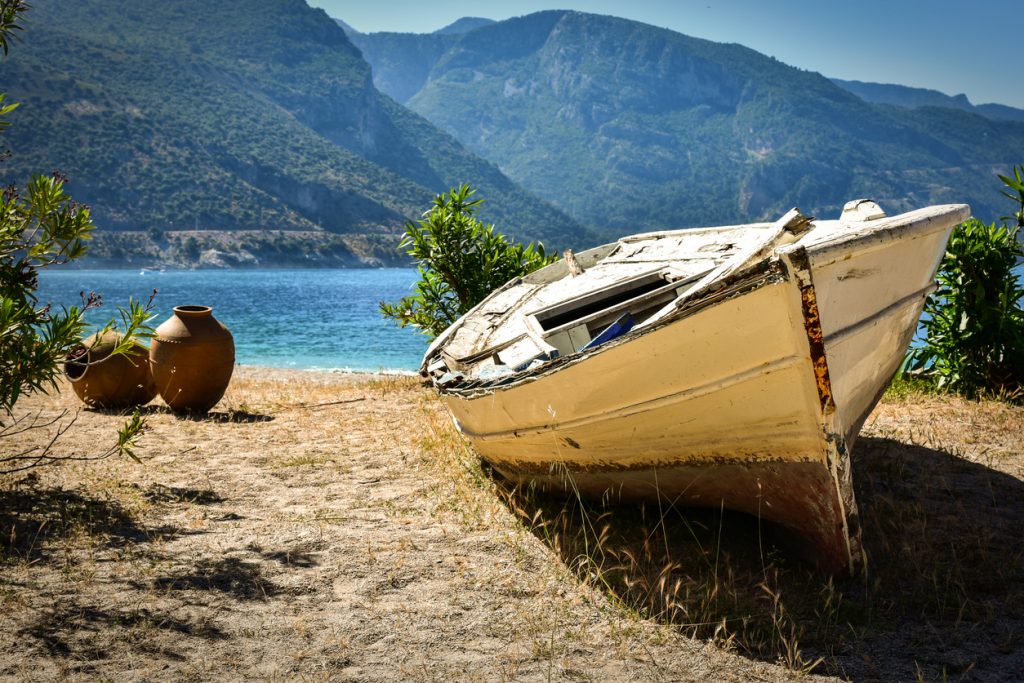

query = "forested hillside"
354;11;1024;232
0;0;588;265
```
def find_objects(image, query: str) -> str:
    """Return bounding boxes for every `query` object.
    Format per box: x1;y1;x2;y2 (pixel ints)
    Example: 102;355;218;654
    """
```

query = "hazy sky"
309;0;1024;109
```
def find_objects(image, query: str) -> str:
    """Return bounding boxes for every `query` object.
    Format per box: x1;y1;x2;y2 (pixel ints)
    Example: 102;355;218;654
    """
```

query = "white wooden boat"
420;200;970;575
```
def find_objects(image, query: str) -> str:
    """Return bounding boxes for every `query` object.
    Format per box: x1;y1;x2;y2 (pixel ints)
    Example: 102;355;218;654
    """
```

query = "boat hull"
434;204;968;576
444;273;863;574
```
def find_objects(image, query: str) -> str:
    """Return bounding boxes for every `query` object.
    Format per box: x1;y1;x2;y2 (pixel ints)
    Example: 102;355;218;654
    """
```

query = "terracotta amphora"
64;331;157;409
150;305;234;413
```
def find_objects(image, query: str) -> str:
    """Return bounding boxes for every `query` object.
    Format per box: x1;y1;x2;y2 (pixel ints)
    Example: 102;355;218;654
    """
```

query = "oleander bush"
0;0;149;471
905;166;1024;400
380;184;557;338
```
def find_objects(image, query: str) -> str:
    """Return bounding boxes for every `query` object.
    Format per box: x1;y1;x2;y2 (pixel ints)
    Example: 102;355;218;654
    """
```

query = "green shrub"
0;0;149;470
999;164;1024;230
905;168;1024;399
380;184;557;338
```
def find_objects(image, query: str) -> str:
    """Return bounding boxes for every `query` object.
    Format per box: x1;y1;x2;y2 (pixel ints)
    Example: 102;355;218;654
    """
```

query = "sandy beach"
1;368;1021;681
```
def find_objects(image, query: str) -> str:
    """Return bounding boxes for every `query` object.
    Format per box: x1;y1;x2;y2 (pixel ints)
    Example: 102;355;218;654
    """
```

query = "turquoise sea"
36;269;428;372
35;265;1024;371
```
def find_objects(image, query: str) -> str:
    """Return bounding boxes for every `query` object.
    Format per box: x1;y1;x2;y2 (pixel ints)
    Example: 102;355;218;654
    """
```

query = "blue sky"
309;0;1024;108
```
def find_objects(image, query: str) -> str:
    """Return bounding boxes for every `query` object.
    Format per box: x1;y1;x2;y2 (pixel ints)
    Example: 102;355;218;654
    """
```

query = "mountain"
0;0;588;267
347;31;460;105
434;17;495;35
832;79;1024;123
334;17;359;36
353;10;1024;232
344;17;497;125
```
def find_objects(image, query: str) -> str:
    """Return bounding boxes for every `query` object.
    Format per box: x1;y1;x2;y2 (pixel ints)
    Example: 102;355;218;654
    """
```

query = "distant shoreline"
234;364;421;381
81;229;413;270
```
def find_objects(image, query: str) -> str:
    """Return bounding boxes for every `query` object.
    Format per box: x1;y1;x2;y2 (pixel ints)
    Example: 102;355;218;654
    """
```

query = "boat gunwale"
791;203;970;266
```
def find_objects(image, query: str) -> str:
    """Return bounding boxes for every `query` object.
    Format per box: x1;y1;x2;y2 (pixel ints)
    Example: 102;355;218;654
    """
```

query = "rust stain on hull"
782;246;863;575
787;247;835;414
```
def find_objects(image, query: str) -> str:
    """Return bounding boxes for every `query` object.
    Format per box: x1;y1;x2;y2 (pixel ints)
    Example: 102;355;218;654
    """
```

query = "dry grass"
0;369;1021;681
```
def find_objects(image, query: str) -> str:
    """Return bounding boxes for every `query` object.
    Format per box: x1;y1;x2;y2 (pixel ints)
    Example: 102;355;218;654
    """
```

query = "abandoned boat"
421;200;970;575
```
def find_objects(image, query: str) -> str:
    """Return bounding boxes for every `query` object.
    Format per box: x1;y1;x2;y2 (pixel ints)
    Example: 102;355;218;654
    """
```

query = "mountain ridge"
434;17;495;35
353;10;1024;232
831;78;1024;123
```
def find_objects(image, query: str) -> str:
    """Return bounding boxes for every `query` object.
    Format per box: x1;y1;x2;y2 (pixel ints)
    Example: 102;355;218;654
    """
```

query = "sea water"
35;265;1024;370
36;269;428;372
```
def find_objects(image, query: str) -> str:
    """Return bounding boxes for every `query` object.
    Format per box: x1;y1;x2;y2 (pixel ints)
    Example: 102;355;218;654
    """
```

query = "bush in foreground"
0;0;149;471
905;166;1024;400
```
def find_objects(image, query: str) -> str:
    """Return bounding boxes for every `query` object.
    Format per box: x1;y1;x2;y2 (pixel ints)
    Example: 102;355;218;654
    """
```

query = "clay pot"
150;305;235;413
64;331;157;409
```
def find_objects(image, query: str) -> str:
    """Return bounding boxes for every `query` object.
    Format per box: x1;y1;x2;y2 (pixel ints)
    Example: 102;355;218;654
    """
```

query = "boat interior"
425;222;778;386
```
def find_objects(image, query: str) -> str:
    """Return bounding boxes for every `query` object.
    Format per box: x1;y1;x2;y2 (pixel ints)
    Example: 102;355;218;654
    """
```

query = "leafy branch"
997;163;1024;230
380;184;557;338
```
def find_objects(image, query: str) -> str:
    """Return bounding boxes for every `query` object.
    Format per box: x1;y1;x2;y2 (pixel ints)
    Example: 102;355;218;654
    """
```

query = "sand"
0;368;1021;681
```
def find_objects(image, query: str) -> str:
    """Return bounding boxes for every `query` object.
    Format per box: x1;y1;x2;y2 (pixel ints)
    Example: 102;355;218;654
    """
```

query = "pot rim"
173;305;213;317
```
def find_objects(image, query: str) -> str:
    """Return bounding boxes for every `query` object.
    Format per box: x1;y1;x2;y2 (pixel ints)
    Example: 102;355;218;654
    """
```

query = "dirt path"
0;369;1021;681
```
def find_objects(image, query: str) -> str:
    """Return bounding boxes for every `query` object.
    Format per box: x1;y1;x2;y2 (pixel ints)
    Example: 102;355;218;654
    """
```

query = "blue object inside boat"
581;312;635;351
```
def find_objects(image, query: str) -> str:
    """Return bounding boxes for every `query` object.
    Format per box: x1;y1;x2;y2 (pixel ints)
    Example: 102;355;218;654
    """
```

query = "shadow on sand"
496;436;1024;681
85;405;273;424
18;598;227;667
173;410;273;424
0;476;312;666
0;476;224;565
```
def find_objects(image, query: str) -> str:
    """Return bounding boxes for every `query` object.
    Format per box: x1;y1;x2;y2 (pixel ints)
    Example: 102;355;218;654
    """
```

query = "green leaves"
116;410;147;463
0;92;18;134
0;170;159;417
905;213;1024;400
0;170;100;415
380;184;558;338
2;172;156;408
905;167;1024;401
0;0;27;57
997;164;1024;229
95;295;157;356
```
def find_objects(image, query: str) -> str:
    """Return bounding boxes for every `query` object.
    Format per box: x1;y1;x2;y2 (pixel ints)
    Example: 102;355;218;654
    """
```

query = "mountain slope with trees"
0;0;587;264
353;11;1024;232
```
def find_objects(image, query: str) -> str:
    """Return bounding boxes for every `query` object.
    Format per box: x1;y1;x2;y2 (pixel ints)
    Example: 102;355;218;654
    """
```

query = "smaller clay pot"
64;331;157;409
150;305;234;413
